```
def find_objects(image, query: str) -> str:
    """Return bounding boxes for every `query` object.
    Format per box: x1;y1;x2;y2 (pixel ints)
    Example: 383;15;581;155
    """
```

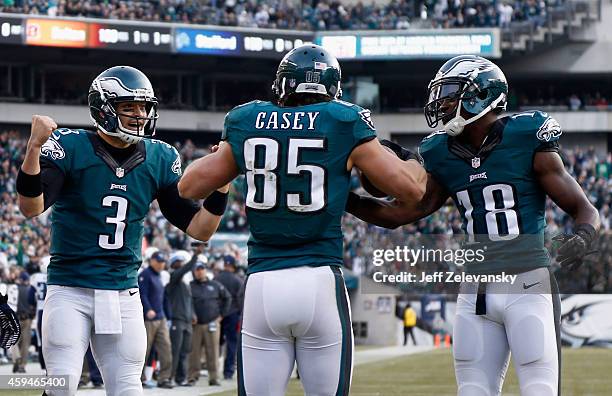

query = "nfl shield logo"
116;167;125;178
471;157;481;169
289;79;296;88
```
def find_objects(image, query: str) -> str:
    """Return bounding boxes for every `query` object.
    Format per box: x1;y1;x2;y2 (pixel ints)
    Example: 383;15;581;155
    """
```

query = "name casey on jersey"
254;111;319;130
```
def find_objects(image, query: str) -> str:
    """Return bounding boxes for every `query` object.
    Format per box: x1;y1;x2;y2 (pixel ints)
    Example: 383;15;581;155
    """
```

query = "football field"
211;347;612;396
0;347;609;396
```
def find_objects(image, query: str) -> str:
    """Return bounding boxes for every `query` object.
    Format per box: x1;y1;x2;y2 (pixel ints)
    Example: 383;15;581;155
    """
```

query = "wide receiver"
347;55;599;396
16;66;228;396
178;44;426;395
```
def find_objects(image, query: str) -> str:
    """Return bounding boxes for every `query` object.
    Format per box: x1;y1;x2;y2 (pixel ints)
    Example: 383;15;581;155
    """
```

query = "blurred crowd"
0;128;609;384
0;130;610;292
0;0;557;30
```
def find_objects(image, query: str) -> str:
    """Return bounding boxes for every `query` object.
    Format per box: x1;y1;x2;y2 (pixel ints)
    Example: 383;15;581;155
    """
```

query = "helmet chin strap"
444;93;506;137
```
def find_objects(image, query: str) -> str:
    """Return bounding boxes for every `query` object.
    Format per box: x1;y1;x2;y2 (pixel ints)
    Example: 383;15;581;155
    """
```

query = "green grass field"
213;347;612;396
0;348;609;396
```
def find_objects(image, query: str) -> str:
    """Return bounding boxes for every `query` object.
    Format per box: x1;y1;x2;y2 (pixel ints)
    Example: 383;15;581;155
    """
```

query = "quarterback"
178;44;426;395
16;66;227;396
347;55;600;396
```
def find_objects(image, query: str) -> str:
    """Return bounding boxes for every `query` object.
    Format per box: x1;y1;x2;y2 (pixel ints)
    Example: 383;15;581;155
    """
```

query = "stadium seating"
0;0;569;31
0;130;609;292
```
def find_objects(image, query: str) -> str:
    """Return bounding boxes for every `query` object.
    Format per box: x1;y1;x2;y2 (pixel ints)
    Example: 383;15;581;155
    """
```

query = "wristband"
16;168;42;197
203;190;229;216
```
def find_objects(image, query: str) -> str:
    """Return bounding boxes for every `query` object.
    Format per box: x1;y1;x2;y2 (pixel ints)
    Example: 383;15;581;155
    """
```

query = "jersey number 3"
99;195;128;250
244;137;325;212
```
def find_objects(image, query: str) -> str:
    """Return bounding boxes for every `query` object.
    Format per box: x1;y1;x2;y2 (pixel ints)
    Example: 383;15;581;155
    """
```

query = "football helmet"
424;55;507;136
88;66;159;144
272;44;342;104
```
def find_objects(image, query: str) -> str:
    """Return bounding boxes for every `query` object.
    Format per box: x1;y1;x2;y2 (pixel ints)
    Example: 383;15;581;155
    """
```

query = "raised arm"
17;115;60;218
346;172;449;229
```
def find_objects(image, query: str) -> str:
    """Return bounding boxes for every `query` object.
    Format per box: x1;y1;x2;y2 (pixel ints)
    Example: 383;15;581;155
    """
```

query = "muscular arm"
346;173;449;229
178;142;240;200
18;115;58;218
534;151;599;229
348;139;427;203
157;182;225;242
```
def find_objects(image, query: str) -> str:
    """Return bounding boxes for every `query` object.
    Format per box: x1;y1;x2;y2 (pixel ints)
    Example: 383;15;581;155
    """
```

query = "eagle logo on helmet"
439;58;497;81
40;138;65;160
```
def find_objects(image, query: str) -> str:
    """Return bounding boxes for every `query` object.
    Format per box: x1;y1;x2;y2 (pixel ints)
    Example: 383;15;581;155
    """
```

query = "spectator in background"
139;252;173;389
215;254;244;380
403;303;417;346
166;247;202;386
569;94;582;111
188;261;231;386
13;270;35;373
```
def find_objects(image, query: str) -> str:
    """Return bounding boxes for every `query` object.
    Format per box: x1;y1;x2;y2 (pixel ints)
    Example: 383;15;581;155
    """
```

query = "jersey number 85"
244;137;326;213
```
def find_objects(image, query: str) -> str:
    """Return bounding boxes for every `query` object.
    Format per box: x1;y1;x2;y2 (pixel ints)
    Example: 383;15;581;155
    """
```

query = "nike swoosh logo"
129;290;139;296
523;282;541;290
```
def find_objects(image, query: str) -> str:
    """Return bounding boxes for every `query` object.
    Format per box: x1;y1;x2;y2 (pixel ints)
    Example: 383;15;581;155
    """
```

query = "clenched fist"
29;115;57;148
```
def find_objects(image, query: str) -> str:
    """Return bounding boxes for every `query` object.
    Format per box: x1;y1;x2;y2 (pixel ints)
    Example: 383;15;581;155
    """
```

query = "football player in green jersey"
347;55;600;396
178;44;426;396
16;66;228;396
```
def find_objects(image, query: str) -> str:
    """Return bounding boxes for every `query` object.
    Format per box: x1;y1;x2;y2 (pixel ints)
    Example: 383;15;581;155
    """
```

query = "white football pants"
42;285;147;396
238;265;353;396
454;267;561;396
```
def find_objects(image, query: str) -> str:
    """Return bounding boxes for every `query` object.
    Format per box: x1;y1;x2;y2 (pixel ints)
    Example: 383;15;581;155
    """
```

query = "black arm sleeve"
157;181;201;233
40;158;66;211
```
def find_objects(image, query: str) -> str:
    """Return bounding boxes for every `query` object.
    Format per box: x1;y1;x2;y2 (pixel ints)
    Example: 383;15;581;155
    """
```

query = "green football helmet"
424;55;508;136
272;44;342;105
88;66;159;145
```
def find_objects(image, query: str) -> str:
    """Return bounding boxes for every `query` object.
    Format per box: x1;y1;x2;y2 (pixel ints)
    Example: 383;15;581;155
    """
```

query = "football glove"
379;139;420;162
552;224;597;270
0;293;20;349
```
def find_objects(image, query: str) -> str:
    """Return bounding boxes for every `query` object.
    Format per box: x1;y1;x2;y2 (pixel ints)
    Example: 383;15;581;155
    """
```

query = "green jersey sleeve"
351;108;377;148
39;128;82;174
155;141;183;190
221;101;260;174
510;111;562;152
418;130;447;178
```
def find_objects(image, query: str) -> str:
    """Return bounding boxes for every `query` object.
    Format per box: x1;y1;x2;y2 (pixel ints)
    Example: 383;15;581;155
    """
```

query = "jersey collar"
447;117;508;168
88;133;147;178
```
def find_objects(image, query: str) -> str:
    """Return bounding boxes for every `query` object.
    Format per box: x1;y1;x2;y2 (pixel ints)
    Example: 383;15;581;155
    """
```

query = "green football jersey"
222;99;377;274
419;111;562;274
41;129;182;289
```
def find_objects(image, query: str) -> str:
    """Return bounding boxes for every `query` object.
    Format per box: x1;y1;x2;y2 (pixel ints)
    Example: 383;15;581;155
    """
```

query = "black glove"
552;224;597;270
0;294;21;349
380;139;420;162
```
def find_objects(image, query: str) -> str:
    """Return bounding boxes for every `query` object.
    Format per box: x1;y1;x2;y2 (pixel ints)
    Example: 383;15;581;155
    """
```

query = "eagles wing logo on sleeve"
536;117;562;142
359;109;376;131
40;138;65;160
171;155;182;176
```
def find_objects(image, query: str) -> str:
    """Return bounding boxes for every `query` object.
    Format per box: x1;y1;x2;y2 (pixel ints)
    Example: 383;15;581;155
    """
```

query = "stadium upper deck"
0;0;556;31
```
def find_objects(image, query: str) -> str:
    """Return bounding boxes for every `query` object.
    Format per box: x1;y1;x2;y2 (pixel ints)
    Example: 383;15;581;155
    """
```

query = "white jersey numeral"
99;195;128;250
456;183;520;241
244;137;326;212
